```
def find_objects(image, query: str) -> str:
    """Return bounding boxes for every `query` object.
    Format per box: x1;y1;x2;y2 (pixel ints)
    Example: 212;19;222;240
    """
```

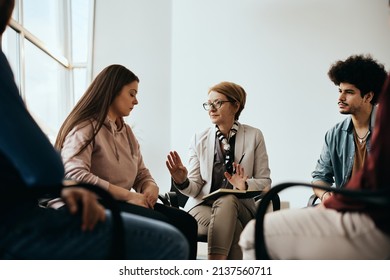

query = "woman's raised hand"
224;162;248;191
166;151;188;184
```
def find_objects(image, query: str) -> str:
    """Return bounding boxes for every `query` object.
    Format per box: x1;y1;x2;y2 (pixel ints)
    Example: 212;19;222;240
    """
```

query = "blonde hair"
208;81;247;120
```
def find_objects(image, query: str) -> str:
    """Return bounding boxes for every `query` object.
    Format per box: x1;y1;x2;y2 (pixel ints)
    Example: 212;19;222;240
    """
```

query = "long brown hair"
55;64;139;155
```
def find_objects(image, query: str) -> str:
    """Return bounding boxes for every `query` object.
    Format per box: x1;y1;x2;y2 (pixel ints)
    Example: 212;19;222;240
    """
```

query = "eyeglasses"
202;100;234;111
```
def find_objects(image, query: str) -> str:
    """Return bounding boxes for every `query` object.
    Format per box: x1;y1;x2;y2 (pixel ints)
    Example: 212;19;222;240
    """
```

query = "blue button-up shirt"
311;108;376;188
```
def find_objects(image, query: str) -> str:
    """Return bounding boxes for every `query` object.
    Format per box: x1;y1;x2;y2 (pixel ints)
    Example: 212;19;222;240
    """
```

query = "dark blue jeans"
0;206;188;259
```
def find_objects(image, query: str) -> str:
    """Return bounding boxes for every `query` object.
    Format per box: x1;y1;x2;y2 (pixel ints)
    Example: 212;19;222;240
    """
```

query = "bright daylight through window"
1;0;94;143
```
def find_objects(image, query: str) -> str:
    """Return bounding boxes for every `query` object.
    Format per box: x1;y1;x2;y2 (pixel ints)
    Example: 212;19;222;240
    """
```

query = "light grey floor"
197;242;207;260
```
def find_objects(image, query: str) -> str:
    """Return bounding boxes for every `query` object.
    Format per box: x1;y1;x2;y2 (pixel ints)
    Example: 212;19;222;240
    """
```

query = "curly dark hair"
327;54;387;105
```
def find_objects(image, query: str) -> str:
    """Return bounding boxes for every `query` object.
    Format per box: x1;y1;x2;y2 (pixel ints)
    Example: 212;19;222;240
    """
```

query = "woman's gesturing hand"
166;151;188;184
224;162;248;191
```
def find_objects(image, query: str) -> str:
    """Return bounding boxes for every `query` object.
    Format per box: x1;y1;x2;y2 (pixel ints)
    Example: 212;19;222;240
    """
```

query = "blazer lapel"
235;122;245;162
206;126;216;173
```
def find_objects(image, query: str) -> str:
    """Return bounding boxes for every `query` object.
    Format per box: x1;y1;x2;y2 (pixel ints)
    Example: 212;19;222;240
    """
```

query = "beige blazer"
179;122;271;215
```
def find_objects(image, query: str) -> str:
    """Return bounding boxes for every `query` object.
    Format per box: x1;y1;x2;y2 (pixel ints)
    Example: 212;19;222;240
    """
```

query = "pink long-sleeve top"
61;118;155;193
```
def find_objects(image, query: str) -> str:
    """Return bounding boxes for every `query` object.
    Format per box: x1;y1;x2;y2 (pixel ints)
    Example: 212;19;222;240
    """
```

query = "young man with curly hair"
311;54;387;202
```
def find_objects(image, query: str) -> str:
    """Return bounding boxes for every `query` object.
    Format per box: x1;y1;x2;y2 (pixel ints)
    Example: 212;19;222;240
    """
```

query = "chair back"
158;179;190;208
170;180;190;208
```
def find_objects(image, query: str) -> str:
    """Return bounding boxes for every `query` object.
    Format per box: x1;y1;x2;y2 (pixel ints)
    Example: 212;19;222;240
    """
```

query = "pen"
233;153;245;174
238;153;245;164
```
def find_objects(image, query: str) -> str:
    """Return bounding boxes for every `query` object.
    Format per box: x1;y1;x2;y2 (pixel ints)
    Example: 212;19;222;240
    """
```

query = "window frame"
3;0;95;140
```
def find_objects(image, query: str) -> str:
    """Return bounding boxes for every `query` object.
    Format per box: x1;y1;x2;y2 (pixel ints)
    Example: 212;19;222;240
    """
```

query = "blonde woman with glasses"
166;81;272;260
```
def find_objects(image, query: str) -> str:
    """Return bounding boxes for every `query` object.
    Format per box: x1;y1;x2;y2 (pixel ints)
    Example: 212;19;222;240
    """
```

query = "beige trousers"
189;194;253;259
239;207;390;259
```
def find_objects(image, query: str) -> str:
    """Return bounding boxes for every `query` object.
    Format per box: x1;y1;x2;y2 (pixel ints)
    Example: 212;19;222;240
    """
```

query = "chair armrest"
270;193;281;211
255;192;281;211
31;180;125;259
158;192;179;208
307;193;319;206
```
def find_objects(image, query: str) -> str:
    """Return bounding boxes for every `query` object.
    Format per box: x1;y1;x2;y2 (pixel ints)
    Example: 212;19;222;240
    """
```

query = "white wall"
94;0;390;208
93;0;173;191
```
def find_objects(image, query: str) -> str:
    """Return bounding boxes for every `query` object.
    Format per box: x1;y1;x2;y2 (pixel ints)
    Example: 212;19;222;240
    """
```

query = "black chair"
158;181;208;242
159;180;282;243
307;193;319;206
159;180;190;210
255;182;390;260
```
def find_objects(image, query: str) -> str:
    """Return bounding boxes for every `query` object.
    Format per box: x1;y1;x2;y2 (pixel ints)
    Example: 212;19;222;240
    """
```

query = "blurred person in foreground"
0;0;188;260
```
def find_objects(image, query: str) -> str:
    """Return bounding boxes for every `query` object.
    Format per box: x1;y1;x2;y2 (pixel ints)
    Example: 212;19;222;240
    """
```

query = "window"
2;0;95;142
